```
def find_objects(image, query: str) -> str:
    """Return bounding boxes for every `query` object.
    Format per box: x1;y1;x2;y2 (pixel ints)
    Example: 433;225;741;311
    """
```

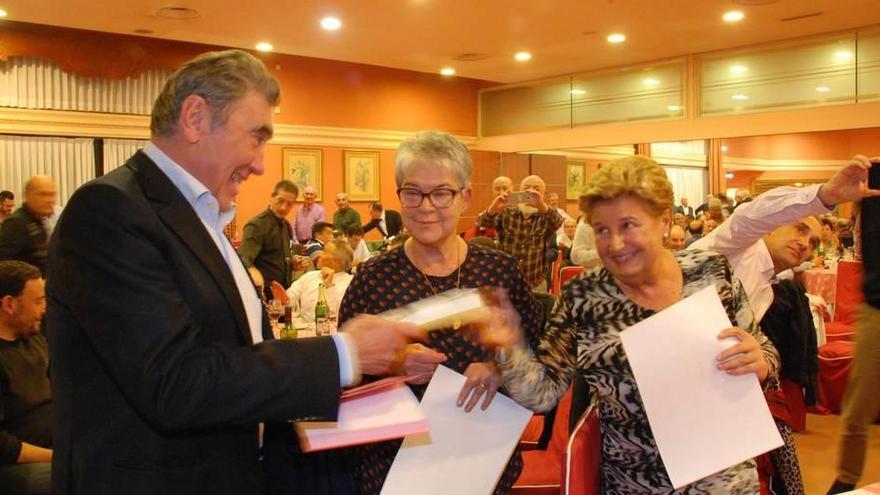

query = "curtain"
0;56;170;115
0;135;95;207
663;166;708;208
103;138;149;174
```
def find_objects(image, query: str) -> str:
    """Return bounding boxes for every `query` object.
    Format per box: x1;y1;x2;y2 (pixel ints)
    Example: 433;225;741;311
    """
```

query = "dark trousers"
0;462;51;495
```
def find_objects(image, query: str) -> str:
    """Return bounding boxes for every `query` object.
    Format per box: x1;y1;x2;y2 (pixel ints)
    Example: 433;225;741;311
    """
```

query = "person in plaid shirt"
478;175;562;291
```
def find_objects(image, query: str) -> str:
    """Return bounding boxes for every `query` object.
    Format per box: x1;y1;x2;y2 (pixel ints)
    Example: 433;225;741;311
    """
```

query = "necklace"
415;240;462;296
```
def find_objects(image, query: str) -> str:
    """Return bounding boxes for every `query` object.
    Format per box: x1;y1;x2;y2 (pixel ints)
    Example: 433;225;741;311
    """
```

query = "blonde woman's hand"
716;327;770;382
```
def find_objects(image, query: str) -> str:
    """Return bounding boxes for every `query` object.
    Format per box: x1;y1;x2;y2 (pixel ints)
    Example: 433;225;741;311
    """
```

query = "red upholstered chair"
562;405;601;495
512;387;574;494
557;267;584;295
817;340;856;413
549;251;564;296
826;261;864;342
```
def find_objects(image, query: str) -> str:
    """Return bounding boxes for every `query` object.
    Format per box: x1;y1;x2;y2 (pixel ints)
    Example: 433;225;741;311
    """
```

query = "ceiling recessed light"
607;33;626;44
570;89;586;96
0;8;8;17
320;16;342;30
834;50;853;60
440;67;456;76
642;78;661;86
721;145;729;152
729;65;749;75
731;94;749;100
725;172;735;179
667;105;682;111
722;11;745;22
514;51;532;62
816;85;831;93
255;42;273;52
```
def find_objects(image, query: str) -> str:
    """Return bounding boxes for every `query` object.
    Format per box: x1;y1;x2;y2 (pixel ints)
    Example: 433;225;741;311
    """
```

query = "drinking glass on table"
266;299;284;336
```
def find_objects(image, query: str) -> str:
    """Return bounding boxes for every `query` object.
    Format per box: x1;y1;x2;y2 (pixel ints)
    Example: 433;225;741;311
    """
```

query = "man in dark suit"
45;49;421;495
672;196;694;218
362;202;402;238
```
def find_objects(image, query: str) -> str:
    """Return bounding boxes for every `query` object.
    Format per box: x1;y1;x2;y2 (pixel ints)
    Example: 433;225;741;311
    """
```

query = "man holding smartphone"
478;175;562;291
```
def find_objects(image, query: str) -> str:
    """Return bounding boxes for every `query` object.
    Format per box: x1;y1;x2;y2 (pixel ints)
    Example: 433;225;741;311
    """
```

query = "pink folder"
295;377;429;452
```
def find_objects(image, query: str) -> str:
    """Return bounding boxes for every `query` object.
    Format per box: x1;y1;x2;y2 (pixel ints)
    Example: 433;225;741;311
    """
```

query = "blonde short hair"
579;156;674;221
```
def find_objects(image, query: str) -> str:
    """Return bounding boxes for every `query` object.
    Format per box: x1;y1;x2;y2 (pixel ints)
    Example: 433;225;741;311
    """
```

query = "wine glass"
266;299;284;335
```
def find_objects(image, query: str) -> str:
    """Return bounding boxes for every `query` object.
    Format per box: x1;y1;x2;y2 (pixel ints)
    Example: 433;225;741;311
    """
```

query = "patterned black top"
498;249;781;494
338;243;544;495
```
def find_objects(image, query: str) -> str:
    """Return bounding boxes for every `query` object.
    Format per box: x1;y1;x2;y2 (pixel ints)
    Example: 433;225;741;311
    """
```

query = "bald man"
478;175;562;291
0;176;57;275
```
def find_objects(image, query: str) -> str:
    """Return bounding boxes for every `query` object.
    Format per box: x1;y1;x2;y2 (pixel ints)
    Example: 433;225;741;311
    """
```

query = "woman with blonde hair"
486;156;780;493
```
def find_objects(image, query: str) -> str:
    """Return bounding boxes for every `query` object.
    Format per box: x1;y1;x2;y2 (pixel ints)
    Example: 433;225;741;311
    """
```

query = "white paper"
619;285;783;489
381;365;532;495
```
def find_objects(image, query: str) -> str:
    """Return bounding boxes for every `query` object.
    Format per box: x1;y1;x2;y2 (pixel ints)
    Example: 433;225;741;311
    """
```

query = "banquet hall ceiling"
2;0;880;83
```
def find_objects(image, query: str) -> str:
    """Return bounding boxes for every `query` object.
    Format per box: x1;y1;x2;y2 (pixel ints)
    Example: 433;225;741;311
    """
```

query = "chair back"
563;405;601;495
834;261;864;324
558;266;584;293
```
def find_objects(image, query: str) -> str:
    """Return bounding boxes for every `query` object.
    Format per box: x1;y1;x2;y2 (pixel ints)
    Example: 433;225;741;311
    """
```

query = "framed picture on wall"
566;162;586;200
344;150;381;201
283;148;322;201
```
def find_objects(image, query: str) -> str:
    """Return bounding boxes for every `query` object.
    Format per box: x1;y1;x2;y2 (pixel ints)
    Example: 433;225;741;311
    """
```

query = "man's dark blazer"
45;151;342;495
362;209;402;238
0;206;49;275
672;204;694;217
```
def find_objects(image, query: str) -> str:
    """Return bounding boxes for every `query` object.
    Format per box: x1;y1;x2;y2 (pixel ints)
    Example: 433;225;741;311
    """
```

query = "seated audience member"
684;219;705;248
362;203;402;239
667;224;686;250
814;216;840;265
489;156;779;493
570;211;601;270
557;218;577;249
0;261;51;495
345;225;371;266
837;218;855;250
547;192;573;235
734;189;753;211
272;240;354;323
305;222;335;262
0;190;15;230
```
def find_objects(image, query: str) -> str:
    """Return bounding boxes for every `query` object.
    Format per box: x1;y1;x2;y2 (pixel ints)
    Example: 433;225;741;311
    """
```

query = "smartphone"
506;191;533;204
870;159;880;189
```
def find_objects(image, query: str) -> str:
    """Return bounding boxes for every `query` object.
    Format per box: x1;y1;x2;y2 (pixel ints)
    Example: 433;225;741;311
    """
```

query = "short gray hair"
395;131;472;188
151;49;280;137
325;239;354;273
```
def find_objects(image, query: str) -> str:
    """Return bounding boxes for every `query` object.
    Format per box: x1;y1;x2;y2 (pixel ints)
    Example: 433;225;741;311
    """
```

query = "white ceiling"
2;0;880;83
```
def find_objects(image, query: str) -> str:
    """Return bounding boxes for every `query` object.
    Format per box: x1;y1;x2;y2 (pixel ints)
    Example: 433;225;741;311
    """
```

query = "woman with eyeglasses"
337;130;543;495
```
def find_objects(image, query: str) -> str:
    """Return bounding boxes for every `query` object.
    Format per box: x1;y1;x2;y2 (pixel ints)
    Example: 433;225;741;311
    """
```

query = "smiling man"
44;50;422;495
690;156;879;322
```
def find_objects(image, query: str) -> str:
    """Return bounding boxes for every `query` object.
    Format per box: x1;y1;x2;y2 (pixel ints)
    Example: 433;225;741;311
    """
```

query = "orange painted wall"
722;128;880;161
0;21;490;135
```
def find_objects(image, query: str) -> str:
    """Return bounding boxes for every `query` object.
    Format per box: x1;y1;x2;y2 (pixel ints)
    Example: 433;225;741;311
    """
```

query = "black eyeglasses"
396;187;462;209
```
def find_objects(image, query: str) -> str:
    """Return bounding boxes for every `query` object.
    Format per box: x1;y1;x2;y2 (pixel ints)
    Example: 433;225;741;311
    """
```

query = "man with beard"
478;175;562;291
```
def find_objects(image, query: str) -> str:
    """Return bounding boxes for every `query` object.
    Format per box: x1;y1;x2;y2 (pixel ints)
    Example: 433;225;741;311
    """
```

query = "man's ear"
0;295;16;317
178;94;210;144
